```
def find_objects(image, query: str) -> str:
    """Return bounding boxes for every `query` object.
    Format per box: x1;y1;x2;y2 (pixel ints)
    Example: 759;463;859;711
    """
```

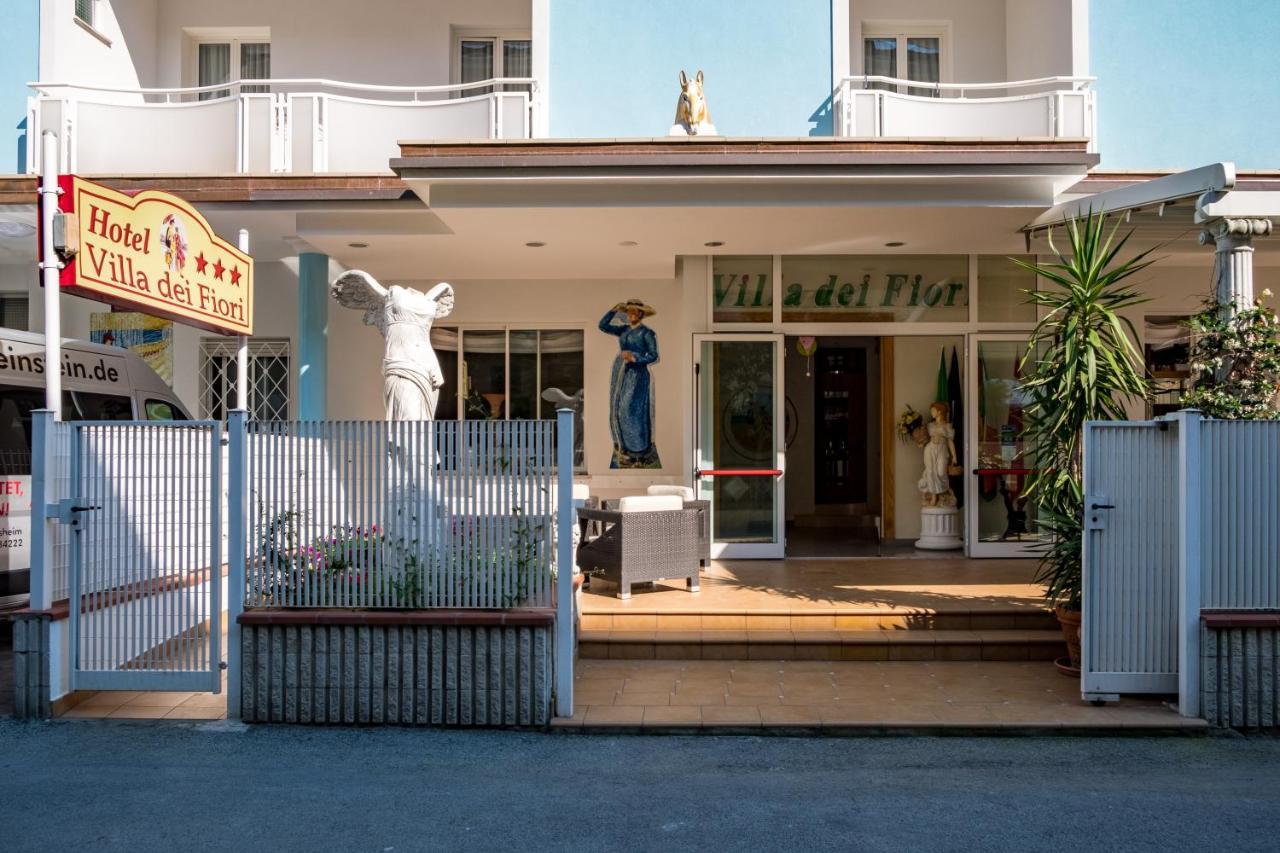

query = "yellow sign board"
59;176;253;336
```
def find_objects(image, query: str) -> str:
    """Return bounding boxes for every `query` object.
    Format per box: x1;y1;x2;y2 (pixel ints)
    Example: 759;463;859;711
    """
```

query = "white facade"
6;0;1276;558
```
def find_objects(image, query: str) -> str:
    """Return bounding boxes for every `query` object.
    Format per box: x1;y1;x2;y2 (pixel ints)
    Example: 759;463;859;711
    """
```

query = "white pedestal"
916;506;963;551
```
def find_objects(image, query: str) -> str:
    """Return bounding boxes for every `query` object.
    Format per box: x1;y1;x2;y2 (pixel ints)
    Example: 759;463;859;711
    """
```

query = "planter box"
1200;611;1280;729
237;609;554;727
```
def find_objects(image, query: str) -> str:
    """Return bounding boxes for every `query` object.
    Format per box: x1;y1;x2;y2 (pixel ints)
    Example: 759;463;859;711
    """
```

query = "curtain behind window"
198;43;231;101
907;38;941;96
502;40;532;92
460;40;495;95
862;38;897;91
240;43;271;94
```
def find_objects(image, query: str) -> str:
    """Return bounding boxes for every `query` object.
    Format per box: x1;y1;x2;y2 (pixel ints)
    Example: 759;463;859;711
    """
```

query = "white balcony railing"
832;76;1096;149
27;77;539;175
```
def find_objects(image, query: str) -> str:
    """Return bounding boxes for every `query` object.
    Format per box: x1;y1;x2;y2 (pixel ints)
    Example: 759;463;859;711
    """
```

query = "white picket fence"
1082;411;1280;716
241;419;559;610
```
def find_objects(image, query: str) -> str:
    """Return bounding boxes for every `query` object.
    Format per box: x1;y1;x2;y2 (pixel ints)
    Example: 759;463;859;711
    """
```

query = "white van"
0;328;191;608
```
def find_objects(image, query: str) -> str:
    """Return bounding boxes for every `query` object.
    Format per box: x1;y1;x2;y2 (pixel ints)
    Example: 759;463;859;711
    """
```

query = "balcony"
832;76;1095;148
27;77;538;175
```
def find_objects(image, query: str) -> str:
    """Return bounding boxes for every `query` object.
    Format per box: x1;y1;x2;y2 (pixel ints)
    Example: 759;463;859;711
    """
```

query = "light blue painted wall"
549;0;832;138
0;1;38;173
1092;0;1280;171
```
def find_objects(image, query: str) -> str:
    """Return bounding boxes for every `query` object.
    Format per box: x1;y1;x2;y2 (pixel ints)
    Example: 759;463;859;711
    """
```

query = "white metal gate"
1080;420;1180;701
66;421;223;691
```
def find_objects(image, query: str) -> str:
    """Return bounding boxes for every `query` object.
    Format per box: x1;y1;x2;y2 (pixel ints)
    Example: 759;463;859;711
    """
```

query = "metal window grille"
0;293;29;331
199;338;290;421
74;0;94;25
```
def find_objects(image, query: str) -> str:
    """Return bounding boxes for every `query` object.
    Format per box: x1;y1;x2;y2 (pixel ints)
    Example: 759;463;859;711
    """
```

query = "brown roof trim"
394;137;1097;173
238;608;555;627
1201;609;1280;630
0;174;409;205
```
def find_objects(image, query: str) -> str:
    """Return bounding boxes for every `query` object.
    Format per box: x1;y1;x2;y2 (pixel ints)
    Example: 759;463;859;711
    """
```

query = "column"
1198;217;1274;312
297;251;329;420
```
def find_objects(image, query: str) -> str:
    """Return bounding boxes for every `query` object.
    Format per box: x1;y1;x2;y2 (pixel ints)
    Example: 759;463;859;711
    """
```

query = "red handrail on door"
696;468;783;477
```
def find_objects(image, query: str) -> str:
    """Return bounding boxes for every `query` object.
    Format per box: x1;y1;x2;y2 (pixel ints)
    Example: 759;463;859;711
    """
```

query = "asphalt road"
2;721;1278;852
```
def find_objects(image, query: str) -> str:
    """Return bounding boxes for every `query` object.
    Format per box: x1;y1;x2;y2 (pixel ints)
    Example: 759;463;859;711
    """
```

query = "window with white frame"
199;338;290;421
195;36;271;100
74;0;94;26
0;293;29;331
861;24;945;96
454;32;533;94
433;327;585;469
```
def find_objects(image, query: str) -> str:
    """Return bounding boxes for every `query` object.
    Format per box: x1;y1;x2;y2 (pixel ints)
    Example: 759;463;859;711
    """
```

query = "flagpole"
38;131;61;417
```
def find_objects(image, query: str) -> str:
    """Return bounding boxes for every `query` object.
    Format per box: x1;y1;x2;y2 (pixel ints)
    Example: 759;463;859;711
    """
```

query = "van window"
0;385;41;475
144;399;187;421
65;391;133;421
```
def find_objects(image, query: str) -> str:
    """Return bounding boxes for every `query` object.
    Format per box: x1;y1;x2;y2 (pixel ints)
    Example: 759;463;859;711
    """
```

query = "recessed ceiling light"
347;241;369;249
704;241;724;247
525;241;546;248
619;240;638;247
884;241;905;247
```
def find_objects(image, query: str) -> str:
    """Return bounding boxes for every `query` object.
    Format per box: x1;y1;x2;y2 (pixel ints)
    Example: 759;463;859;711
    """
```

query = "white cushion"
647;484;696;502
618;494;683;513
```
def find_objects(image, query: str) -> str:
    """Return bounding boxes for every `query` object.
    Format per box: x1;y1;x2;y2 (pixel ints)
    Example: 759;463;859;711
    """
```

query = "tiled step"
580;608;1060;633
578;628;1067;662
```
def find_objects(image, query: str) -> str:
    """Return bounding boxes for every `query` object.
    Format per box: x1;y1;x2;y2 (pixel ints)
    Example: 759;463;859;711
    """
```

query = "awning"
1024;162;1280;237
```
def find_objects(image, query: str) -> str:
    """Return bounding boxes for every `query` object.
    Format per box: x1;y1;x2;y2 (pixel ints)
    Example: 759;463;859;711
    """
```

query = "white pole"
554;407;575;718
236;228;250;413
39;131;61;418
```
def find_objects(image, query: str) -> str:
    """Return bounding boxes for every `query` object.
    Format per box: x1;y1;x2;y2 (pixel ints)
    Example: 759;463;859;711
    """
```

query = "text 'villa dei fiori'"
57;176;253;337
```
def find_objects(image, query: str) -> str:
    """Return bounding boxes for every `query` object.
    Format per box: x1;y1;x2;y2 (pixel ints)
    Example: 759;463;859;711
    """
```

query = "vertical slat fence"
242;419;556;610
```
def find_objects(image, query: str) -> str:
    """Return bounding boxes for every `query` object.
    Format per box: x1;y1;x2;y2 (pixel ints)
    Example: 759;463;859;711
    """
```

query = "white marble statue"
668;70;718;136
918;401;958;507
331;270;455;421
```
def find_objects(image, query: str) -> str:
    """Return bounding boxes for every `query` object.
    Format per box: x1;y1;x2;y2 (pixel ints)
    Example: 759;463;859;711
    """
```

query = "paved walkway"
2;723;1276;852
581;556;1048;614
555;659;1202;732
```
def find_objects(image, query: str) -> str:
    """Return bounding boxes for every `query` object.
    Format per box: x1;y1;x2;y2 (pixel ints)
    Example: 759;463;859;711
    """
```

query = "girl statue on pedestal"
918;401;958;507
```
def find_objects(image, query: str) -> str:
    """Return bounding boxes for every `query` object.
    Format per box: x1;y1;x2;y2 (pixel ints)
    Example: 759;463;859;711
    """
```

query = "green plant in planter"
1012;212;1156;612
1181;293;1280;420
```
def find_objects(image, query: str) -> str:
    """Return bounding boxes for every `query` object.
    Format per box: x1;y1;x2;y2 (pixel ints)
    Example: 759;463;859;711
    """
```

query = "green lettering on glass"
882;274;907;306
783;283;803;306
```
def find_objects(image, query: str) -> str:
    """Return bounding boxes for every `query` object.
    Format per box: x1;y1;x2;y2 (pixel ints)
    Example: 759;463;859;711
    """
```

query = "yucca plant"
1013;212;1156;611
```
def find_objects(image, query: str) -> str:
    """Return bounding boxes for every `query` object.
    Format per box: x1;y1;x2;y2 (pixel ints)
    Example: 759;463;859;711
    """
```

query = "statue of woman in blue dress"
599;299;661;469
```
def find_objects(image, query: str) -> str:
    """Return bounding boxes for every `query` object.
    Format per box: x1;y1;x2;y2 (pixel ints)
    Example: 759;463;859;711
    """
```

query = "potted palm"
1013;212;1155;673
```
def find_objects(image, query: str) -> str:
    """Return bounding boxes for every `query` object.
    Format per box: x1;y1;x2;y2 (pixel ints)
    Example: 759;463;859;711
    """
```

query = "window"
455;33;532;94
197;39;271;100
0;294;29;331
74;0;94;26
435;327;585;469
65;391;132;421
144;399;187;421
199;338;290;421
861;26;944;95
1145;315;1193;417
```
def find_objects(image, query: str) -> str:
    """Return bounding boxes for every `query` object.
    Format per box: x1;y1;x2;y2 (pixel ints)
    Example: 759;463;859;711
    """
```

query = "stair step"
580;610;1060;633
578;628;1066;662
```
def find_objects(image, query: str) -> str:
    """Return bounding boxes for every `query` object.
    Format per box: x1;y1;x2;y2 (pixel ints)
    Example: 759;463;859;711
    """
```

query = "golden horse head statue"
670;69;717;136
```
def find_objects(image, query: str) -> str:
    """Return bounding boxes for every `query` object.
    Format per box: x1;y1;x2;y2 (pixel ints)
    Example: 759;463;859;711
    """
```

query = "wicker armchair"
576;498;702;600
646;485;711;566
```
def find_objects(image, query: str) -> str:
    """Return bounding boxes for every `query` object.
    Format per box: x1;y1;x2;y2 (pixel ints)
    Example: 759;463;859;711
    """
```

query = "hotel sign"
712;255;969;324
57;176;253;336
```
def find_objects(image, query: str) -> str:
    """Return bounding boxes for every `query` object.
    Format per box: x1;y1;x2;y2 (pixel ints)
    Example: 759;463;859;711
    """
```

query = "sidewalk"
553;659;1205;733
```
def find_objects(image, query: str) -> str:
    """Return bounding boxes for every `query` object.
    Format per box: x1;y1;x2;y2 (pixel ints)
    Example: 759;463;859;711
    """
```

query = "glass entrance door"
965;334;1042;557
694;334;785;558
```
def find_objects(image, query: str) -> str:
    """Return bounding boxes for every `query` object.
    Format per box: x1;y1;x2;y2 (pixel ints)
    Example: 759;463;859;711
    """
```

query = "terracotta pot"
1055;604;1082;671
